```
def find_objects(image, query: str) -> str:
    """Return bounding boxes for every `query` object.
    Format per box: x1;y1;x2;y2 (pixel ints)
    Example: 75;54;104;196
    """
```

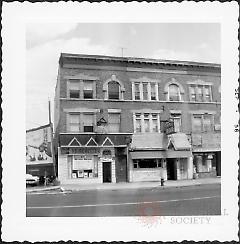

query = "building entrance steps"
60;177;221;192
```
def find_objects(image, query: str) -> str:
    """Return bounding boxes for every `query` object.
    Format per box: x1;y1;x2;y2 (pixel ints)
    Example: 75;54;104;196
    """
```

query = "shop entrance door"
102;162;112;183
116;156;127;182
167;158;176;180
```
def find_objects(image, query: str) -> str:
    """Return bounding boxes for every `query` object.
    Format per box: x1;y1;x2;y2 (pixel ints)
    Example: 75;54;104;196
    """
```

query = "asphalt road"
26;184;221;217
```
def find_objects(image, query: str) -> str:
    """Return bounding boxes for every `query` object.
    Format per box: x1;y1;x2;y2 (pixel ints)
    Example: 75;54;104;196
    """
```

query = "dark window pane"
84;126;94;132
108;81;120;99
84;90;93;99
70;90;80;98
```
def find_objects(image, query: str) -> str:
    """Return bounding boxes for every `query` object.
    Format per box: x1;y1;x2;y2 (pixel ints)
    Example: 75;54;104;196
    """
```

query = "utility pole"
48;100;57;178
119;47;127;57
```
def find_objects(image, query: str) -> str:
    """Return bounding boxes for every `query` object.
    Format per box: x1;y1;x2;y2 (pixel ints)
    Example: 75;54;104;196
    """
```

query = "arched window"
108;81;120;99
168;84;181;101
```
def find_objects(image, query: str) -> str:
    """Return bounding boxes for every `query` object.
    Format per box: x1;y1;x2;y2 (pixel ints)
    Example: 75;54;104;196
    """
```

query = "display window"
133;158;163;169
71;155;98;178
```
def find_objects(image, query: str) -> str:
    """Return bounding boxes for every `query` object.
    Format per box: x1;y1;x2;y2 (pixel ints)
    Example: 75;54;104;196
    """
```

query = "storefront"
58;133;131;184
192;151;220;178
129;133;193;182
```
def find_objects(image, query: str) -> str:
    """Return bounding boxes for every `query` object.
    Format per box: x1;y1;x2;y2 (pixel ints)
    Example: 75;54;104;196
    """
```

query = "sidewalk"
60;177;221;192
26;185;62;193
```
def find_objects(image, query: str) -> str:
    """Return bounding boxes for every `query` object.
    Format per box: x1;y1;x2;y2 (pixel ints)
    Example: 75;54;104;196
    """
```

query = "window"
189;86;196;101
133;159;163;168
170;114;181;132
83;81;93;99
150;83;156;100
192;116;202;132
152;114;159;132
142;83;148;100
144;114;150;132
189;84;212;102
69;114;80;132
169;84;180;101
71;155;98;178
203;114;212;132
108;81;120;99
134;83;140;100
204;86;211;102
69;80;80;98
108;113;120;132
133;82;158;101
83;113;94;132
134;113;160;133
135;114;142;132
192;114;213;132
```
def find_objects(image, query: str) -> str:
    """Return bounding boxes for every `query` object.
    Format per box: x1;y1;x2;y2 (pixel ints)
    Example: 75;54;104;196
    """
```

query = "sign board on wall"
61;147;100;155
73;159;94;170
26;124;52;165
165;120;175;135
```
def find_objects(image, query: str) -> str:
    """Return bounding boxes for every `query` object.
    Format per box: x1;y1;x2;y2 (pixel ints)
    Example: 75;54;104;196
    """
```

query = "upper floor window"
69;80;80;99
134;113;160;133
133;82;158;101
83;113;94;132
83;81;94;99
189;85;212;102
108;81;120;99
108;113;120;132
69;113;80;132
170;113;181;132
103;75;125;100
192;114;213;132
68;113;94;132
168;84;181;101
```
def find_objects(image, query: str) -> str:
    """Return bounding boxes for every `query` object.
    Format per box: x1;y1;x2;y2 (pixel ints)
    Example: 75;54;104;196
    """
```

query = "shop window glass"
83;113;94;132
83;81;93;99
134;159;158;168
142;83;148;100
151;83;157;100
108;81;120;99
134;83;140;100
169;84;180;101
69;80;80;98
108;113;120;132
71;155;98;178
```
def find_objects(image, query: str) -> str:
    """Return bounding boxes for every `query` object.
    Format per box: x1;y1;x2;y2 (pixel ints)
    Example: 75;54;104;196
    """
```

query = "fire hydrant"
161;178;165;186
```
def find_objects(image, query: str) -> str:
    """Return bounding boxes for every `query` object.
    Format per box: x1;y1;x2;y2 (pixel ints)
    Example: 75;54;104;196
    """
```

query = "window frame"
168;84;181;101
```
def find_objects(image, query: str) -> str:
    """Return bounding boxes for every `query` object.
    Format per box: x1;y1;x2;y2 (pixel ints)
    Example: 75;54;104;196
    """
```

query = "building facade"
54;53;221;184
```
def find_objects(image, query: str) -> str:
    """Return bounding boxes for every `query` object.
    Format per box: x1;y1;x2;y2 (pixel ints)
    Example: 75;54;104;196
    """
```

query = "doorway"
102;162;112;183
116;155;127;183
166;158;177;180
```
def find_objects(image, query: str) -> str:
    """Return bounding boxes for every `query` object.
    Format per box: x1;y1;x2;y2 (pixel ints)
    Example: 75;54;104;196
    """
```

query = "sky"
26;23;221;130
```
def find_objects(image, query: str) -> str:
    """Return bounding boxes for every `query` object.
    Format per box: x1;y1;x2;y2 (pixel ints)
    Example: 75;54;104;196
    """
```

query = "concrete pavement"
26;177;220;194
60;177;221;192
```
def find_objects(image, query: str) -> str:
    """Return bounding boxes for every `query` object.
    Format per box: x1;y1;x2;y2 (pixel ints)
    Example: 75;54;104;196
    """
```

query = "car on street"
26;174;39;186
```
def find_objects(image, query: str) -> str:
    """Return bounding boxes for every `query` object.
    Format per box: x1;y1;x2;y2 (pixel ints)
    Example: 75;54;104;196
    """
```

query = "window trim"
164;78;185;102
132;81;159;101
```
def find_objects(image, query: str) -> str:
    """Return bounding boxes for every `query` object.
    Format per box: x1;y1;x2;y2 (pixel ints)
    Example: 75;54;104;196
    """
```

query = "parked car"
26;174;39;186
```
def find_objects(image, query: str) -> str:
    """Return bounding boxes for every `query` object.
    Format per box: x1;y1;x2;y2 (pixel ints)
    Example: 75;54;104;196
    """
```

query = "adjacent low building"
54;53;221;184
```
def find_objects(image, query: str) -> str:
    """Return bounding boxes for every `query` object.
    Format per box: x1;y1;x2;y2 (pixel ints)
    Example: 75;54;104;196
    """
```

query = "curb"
26;186;62;194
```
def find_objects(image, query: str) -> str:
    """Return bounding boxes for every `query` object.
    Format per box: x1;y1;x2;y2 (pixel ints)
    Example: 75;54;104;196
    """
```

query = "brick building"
54;53;221;184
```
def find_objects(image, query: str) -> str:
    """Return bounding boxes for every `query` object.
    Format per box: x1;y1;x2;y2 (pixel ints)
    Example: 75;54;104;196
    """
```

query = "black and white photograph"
2;2;239;242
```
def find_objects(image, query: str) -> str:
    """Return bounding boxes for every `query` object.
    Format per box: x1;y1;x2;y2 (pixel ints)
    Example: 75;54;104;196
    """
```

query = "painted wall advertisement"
26;124;53;165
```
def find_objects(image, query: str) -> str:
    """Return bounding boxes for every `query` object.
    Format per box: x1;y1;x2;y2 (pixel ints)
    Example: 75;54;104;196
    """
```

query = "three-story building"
54;53;221;184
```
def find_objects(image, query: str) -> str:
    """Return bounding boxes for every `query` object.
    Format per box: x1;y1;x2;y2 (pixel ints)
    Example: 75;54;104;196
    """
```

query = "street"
26;184;221;217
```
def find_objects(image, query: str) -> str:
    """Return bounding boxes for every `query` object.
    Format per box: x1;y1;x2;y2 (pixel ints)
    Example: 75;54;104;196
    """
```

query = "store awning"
130;150;192;159
168;133;191;150
131;133;167;150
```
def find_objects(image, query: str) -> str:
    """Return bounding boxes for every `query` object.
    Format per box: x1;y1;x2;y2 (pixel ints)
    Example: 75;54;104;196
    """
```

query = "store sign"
165;120;175;135
73;159;93;170
61;147;100;155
